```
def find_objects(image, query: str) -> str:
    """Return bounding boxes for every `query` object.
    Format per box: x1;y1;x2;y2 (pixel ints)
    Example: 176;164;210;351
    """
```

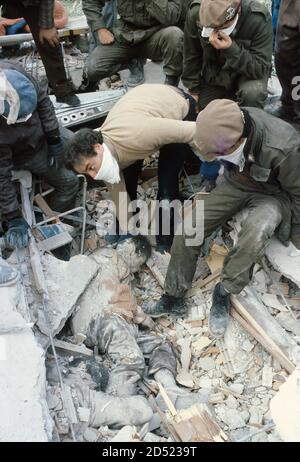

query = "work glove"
47;139;64;169
5;217;30;249
291;235;300;250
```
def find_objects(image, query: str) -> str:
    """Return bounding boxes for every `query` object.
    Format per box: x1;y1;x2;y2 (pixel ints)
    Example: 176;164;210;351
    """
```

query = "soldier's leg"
275;22;300;118
22;6;73;98
236;76;269;109
208;195;283;337
21;139;79;212
141;26;184;81
221;195;283;294
164;182;247;300
86;40;135;82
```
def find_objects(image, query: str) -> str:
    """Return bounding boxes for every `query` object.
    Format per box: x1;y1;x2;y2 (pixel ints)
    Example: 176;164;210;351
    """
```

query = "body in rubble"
51;236;206;429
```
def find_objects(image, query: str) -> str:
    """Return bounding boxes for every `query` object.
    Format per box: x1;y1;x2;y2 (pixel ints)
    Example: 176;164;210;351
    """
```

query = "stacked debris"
2;164;300;442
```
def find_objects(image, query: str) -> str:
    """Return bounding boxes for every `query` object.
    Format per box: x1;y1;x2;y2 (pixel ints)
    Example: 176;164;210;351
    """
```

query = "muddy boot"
78;75;99;93
127;59;145;87
143;294;187;318
0;263;19;287
208;282;231;338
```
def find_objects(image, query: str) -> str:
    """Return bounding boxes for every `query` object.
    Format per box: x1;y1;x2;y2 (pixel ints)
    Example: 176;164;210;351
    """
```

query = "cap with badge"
199;0;241;37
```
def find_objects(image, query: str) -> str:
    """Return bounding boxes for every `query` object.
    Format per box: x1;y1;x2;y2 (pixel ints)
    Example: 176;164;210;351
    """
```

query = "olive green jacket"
82;0;185;45
182;0;273;93
225;107;300;242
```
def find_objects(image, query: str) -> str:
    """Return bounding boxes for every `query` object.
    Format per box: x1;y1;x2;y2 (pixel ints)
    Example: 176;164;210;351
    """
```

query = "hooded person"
182;0;273;192
0;61;79;250
144;99;300;338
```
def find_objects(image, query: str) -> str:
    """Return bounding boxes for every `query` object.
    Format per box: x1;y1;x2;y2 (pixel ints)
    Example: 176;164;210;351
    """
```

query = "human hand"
209;30;232;50
39;27;59;47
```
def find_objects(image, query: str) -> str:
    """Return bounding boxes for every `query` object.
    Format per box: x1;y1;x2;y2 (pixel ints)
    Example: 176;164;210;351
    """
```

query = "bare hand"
209;30;232;50
98;28;115;45
39;27;59;47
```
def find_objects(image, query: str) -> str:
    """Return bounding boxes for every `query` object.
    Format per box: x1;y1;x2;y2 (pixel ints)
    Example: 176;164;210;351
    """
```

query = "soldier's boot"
56;92;80;107
127;59;145;87
144;294;187;318
208;282;231;338
164;75;180;87
0;264;19;287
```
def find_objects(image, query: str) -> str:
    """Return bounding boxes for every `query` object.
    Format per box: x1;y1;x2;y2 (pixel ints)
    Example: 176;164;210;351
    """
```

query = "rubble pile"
2;169;299;443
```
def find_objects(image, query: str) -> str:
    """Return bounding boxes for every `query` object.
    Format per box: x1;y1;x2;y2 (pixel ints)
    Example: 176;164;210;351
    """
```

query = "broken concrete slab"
265;238;300;288
0;284;52;442
38;254;98;337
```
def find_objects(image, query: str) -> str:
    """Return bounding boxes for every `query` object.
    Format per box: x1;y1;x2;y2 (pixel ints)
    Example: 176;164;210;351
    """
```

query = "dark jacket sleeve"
277;149;300;238
0;145;20;219
221;9;273;80
38;0;55;29
146;0;182;26
82;0;106;32
182;3;203;93
36;80;60;139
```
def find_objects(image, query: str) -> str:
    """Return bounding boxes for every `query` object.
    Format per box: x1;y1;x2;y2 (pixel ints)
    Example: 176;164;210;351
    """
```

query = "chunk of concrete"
265;238;300;288
0;284;52;441
38;254;98;337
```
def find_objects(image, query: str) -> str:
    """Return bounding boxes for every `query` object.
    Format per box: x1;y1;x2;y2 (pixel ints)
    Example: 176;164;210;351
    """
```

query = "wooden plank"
34;194;60;221
53;339;93;357
157;383;177;417
193;269;222;290
231;296;295;374
168;404;228;443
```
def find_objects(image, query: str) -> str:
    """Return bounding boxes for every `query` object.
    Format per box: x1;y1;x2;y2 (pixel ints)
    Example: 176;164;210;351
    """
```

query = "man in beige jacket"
64;84;197;251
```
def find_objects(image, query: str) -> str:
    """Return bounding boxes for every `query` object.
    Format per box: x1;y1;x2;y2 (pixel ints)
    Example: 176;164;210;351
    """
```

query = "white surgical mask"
220;138;247;172
201;14;239;38
94;143;120;184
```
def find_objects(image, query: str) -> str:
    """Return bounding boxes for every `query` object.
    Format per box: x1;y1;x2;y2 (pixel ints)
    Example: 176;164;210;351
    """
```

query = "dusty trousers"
164;181;283;297
1;0;73;97
86;26;184;82
86;312;176;396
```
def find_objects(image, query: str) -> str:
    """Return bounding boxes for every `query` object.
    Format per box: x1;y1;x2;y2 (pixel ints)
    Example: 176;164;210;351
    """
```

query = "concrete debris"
0;284;52;441
265;239;300;288
38;254;98;337
3;134;300;442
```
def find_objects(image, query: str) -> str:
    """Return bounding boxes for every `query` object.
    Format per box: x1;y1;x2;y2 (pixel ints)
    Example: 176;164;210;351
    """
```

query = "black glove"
47;139;64;169
5;217;30;249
